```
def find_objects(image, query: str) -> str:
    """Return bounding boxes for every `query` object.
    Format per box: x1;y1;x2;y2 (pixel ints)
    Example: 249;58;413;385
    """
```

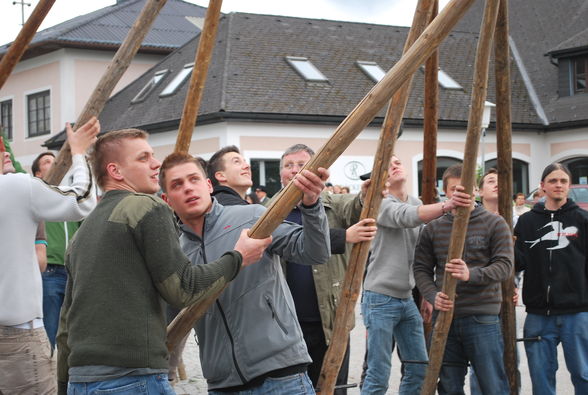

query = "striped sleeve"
30;154;97;222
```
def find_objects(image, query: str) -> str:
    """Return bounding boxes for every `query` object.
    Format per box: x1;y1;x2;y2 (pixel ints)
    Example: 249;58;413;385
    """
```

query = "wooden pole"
0;136;6;174
421;0;439;344
0;0;56;91
495;0;518;393
166;0;477;351
45;0;168;185
421;0;439;206
316;1;435;392
174;0;223;153
420;0;501;394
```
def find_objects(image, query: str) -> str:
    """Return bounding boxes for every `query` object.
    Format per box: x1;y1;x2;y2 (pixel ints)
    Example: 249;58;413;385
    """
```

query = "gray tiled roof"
92;11;539;140
0;0;206;57
548;28;588;56
455;0;588;126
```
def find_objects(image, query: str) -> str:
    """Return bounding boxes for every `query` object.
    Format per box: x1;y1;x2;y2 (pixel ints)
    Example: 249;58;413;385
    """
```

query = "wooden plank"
0;0;56;91
315;2;435;392
0;136;6;174
166;0;477;352
174;0;223;153
494;0;518;393
421;0;439;207
421;0;439;344
45;0;168;185
420;0;501;394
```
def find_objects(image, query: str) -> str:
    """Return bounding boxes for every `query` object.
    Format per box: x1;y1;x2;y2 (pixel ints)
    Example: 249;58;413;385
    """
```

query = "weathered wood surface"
0;0;56;91
421;0;439;207
421;0;439;343
45;0;168;185
174;0;223;153
421;0;501;394
494;0;518;393
167;0;477;352
317;0;435;392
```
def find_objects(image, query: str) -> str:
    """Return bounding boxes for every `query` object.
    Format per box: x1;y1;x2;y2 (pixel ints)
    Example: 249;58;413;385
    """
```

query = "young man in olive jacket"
514;162;588;394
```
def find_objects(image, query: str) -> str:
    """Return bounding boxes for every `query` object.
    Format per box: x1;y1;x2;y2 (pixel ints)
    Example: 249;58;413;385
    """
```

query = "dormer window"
132;70;168;103
285;56;328;82
160;63;194;97
356;61;386;82
437;69;462;89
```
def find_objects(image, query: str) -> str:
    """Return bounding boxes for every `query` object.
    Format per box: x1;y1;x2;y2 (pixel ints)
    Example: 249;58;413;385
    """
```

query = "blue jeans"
208;372;315;394
524;312;588;395
437;314;509;395
67;374;174;394
42;264;67;349
361;290;427;395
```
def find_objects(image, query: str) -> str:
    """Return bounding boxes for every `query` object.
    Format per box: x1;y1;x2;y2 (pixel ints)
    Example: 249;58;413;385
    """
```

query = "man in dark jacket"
514;162;588;394
208;145;251;206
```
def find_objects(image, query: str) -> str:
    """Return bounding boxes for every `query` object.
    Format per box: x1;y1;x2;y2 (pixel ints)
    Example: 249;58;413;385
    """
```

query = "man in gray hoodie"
160;152;331;394
361;156;471;395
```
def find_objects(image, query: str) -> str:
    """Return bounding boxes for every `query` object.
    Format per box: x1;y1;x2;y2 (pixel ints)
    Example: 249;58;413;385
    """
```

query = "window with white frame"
1;99;13;140
132;69;169;103
160;64;193;97
356;61;386;82
285;56;328;82
27;90;51;137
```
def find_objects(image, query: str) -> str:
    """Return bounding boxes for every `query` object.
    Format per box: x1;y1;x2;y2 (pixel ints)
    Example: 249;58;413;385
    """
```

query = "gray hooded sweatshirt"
363;194;423;299
180;198;330;390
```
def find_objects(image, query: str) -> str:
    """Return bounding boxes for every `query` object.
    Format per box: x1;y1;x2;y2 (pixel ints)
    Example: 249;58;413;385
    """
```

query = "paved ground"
174;302;574;394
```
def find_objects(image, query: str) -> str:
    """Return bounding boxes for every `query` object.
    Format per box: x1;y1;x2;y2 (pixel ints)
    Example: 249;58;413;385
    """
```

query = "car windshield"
571;186;588;203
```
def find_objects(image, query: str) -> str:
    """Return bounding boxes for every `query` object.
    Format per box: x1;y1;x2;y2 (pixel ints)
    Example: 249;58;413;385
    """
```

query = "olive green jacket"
274;191;362;344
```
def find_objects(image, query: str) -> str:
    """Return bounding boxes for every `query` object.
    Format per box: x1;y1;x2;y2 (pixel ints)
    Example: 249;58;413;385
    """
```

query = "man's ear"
161;193;169;204
207;178;213;194
214;171;226;184
106;163;123;181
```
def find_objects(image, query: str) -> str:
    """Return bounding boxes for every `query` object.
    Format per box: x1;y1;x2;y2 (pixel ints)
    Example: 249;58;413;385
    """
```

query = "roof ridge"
43;0;143;41
219;13;233;111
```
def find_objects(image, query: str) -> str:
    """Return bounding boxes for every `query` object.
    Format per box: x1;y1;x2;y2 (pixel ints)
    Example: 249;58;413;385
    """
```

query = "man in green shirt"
57;129;271;394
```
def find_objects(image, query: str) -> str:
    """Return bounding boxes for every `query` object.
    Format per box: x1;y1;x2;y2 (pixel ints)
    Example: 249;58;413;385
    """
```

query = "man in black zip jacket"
514;162;588;395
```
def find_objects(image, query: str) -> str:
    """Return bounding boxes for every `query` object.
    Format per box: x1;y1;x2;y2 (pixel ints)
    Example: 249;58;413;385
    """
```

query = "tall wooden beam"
420;0;501;394
495;0;518;393
167;0;477;352
0;0;56;91
174;0;223;153
421;0;439;206
45;0;168;185
316;0;435;392
0;136;6;174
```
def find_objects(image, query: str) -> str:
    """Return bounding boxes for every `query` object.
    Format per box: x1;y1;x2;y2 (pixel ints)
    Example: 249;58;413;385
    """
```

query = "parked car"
525;184;588;211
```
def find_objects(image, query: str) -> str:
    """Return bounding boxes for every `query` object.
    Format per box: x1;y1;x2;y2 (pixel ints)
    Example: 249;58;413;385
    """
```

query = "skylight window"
285;56;328;82
356;61;386;82
160;63;194;97
437;69;462;89
132;69;168;103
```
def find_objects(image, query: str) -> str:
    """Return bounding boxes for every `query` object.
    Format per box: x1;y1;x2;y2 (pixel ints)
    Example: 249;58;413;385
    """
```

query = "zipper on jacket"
216;300;247;383
265;296;289;335
201;217;246;384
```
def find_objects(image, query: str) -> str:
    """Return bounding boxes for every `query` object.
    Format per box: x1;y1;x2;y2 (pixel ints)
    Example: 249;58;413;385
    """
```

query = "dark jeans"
438;314;509;395
300;321;350;395
42;264;67;349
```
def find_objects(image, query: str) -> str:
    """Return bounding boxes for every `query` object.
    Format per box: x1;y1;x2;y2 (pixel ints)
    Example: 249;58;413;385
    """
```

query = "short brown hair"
159;152;207;192
442;164;463;192
478;168;498;189
31;152;55;177
207;145;240;187
90;129;148;189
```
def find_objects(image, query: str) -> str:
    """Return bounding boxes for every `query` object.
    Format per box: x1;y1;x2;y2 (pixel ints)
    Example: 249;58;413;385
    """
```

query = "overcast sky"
1;0;450;46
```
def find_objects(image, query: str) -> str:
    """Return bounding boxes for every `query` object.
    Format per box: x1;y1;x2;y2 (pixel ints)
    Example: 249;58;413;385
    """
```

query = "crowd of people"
1;121;588;395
